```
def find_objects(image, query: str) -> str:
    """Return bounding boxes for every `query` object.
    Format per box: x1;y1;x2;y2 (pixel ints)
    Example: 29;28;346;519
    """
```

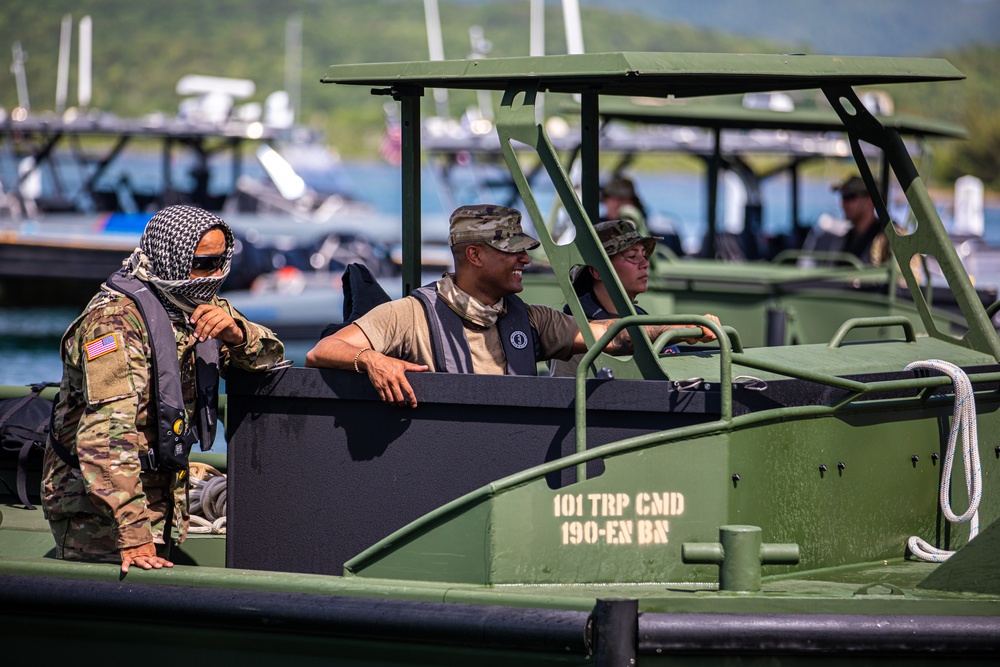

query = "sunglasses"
191;254;227;272
840;192;862;202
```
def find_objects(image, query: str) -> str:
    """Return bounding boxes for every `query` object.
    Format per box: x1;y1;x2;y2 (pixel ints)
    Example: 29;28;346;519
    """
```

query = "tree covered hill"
532;0;1000;57
1;0;998;186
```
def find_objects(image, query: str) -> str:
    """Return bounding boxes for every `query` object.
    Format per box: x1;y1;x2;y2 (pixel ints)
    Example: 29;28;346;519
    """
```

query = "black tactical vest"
411;286;539;376
50;271;220;472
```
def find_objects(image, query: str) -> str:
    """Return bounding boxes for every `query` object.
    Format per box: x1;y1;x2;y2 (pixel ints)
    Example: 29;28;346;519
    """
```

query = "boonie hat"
570;220;662;296
448;204;540;253
832;175;869;199
594;219;662;257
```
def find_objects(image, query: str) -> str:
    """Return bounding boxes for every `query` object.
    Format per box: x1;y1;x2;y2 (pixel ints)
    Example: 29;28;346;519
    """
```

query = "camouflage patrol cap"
448;204;540;253
595;219;662;257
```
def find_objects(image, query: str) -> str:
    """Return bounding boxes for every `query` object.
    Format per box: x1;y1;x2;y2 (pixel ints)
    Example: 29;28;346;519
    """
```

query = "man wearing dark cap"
306;204;718;407
42;205;285;573
601;175;648;231
832;175;888;264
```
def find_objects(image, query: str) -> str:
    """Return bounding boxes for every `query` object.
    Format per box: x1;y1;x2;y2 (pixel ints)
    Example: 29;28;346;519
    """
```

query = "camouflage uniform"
41;288;284;562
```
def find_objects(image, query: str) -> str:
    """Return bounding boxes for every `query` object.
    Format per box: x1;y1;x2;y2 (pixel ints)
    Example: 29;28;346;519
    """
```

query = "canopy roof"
583;98;967;139
322;52;964;98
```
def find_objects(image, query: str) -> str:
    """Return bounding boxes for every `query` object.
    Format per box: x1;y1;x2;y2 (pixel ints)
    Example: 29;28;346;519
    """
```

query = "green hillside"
1;1;998;186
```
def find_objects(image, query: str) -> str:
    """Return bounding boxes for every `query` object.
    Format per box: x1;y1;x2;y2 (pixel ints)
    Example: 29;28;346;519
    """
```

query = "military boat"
2;52;999;664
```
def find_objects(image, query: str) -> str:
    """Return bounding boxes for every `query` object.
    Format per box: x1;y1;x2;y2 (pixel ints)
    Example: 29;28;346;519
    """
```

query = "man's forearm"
305;338;363;369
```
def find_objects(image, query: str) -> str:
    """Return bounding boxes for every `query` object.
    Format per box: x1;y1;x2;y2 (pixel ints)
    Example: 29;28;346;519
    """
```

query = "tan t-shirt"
354;296;579;374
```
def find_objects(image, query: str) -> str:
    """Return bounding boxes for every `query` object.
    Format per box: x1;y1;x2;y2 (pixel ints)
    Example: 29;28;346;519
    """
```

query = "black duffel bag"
0;383;58;510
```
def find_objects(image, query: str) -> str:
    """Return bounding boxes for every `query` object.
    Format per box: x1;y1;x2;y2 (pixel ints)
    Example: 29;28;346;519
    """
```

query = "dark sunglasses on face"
841;193;861;202
191;254;227;272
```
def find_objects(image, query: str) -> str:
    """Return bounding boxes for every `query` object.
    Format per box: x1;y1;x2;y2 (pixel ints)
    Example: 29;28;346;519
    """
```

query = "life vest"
411;285;540;376
48;271;220;472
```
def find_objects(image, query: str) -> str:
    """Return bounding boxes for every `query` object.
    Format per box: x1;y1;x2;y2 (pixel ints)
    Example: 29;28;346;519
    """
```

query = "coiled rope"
188;461;227;534
904;359;982;562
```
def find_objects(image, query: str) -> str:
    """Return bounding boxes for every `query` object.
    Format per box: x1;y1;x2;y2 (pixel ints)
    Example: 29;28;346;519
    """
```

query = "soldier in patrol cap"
42;205;285;574
306;204;719;406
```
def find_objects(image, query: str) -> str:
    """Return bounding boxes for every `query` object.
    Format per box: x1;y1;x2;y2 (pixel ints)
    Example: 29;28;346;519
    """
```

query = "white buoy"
722;171;747;234
953;175;984;237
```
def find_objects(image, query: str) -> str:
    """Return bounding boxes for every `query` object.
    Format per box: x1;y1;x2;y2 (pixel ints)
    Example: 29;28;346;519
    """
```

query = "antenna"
56;14;72;114
11;41;30;114
79;16;92;111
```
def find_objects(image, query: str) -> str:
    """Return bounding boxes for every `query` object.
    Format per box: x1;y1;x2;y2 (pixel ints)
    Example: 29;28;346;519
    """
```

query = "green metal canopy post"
396;86;423;296
494;81;666;380
580;91;601;224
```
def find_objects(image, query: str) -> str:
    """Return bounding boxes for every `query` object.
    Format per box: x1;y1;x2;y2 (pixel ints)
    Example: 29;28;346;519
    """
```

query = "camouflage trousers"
49;517;175;562
48;501;176;563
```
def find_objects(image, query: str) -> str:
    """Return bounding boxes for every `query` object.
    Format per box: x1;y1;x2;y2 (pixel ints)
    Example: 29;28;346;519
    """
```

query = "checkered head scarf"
122;205;234;320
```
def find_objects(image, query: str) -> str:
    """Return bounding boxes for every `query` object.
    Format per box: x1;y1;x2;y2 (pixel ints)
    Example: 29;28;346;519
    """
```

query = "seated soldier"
305;204;719;407
551;219;677;377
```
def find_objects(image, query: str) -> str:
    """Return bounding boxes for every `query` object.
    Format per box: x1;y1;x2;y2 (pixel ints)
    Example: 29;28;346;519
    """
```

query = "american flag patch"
85;334;118;360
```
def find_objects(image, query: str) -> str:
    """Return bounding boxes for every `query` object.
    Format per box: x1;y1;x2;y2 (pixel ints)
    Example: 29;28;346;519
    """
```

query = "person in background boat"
305;204;719;407
803;175;891;266
601;175;648;232
834;175;891;264
550;219;678;377
41;205;286;574
601;174;683;257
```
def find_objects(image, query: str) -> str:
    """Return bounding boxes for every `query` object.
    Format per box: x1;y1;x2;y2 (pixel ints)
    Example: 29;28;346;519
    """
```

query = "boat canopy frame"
322;51;1000;373
562;97;966;256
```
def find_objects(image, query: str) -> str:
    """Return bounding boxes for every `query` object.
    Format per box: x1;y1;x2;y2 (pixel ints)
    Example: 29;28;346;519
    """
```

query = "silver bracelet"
353;347;372;373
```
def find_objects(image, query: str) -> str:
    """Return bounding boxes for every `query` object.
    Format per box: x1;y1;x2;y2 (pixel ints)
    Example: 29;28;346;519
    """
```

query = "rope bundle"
904;359;983;562
188;461;227;534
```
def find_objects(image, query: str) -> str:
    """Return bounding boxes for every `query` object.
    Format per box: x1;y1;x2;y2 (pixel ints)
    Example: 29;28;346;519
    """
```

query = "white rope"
188;463;227;535
904;359;982;562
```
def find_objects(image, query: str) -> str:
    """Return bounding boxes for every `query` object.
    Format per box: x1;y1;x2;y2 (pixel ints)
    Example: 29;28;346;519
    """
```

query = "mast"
78;16;92;111
561;0;584;54
530;0;545;119
423;0;449;117
284;12;302;125
56;14;71;115
11;42;30;114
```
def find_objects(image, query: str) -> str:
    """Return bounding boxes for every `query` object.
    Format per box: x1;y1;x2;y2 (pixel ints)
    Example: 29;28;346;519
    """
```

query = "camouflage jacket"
41;287;284;553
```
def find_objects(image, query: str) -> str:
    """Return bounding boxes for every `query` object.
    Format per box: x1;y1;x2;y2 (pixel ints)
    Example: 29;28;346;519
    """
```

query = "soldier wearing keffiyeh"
41;205;285;573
